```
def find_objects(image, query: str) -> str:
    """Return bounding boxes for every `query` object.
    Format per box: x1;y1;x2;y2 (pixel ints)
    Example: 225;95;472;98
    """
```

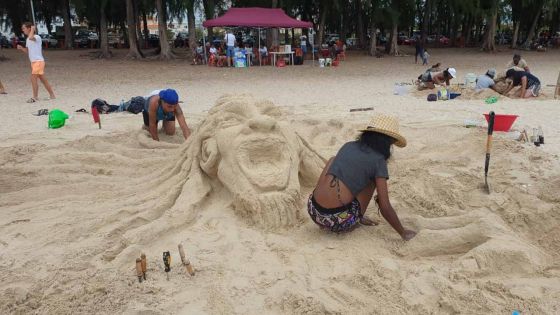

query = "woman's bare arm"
375;177;416;240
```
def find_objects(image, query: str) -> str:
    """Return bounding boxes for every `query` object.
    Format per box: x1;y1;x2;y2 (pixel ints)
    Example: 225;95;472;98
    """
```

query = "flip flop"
0;92;7;95
75;108;88;113
26;98;38;103
32;109;49;116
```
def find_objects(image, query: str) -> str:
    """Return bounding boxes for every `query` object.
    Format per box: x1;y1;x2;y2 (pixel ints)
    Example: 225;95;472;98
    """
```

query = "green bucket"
48;109;69;129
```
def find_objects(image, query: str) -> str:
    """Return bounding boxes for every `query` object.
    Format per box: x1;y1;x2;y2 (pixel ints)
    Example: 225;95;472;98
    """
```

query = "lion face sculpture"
187;95;325;229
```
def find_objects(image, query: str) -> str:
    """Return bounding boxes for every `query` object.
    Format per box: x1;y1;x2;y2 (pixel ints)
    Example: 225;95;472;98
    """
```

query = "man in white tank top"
17;22;56;103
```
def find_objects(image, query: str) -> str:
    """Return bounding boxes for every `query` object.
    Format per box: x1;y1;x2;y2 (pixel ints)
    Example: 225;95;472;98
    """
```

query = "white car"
39;34;58;47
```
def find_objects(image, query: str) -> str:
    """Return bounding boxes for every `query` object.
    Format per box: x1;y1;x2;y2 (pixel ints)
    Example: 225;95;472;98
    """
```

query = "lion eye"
219;115;243;128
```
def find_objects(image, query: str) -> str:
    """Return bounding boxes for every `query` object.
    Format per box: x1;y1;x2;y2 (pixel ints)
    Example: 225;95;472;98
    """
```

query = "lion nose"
248;116;276;131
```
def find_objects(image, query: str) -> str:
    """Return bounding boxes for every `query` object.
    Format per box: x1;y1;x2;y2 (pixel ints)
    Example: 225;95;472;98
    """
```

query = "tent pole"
258;27;261;66
202;26;207;64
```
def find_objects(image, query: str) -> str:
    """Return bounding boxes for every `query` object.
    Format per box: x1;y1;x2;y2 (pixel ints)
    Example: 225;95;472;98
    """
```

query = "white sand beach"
1;47;559;314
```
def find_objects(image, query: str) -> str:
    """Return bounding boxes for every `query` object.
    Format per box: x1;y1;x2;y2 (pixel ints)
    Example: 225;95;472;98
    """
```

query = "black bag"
91;98;120;114
294;56;303;65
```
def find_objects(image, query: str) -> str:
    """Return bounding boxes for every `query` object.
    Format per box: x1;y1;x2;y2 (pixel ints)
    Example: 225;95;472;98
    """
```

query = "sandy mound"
1;95;559;314
410;83;556;101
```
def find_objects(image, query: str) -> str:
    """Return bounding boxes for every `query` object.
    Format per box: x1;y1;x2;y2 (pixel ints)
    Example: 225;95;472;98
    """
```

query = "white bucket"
325;58;332;66
465;73;477;88
393;83;408;95
319;58;325;67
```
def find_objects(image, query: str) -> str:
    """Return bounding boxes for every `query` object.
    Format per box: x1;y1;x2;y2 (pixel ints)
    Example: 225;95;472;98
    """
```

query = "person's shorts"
142;111;175;126
301;46;307;54
529;84;541;97
226;46;235;57
307;194;362;233
31;61;45;75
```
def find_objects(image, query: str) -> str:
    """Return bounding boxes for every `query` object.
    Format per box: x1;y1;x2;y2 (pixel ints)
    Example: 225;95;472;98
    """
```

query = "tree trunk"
125;0;143;59
482;8;497;52
524;6;543;46
186;0;197;50
368;23;377;56
318;6;327;47
61;0;73;49
134;0;144;49
203;0;215;42
142;10;149;44
98;2;112;58
387;23;398;55
356;0;365;49
511;21;520;48
421;0;430;44
156;0;174;59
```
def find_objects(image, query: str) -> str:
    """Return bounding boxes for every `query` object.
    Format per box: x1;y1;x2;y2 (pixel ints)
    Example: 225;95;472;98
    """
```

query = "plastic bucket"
319;58;325;67
465;73;476;88
483;113;519;132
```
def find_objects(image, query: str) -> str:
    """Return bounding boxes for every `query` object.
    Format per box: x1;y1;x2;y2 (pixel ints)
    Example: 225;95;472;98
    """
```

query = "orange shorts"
31;61;45;75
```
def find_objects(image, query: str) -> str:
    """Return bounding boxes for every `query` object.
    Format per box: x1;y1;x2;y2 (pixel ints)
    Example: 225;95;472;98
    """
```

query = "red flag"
91;107;101;129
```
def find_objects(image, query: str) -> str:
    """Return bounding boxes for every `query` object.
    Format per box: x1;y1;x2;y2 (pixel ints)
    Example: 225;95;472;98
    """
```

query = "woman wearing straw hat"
308;114;416;240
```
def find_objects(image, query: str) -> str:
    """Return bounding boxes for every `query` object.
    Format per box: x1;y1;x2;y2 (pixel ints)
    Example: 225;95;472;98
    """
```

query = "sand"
1;47;560;314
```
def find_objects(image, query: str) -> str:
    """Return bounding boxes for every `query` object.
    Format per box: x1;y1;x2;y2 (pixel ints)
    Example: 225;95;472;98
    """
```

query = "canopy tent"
202;7;314;66
202;7;312;28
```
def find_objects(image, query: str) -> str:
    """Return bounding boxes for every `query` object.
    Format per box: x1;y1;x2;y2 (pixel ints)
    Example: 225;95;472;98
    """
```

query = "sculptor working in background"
142;89;191;141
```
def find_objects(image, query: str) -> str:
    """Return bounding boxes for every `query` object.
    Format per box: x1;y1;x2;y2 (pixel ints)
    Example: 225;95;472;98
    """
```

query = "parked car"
345;37;358;47
88;32;98;41
107;32;124;47
426;35;436;44
439;36;450;45
74;29;91;47
10;35;26;48
147;34;160;48
403;37;416;45
397;35;408;45
40;34;58;48
174;32;188;48
0;34;10;48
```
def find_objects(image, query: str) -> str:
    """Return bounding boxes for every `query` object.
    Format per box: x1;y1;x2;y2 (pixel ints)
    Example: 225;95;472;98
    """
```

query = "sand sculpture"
111;95;326;252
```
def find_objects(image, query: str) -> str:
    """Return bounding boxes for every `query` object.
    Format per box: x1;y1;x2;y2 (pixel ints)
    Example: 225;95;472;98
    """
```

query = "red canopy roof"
203;7;312;28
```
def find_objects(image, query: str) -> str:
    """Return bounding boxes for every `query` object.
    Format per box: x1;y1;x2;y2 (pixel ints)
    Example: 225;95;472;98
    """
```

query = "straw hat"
359;114;407;147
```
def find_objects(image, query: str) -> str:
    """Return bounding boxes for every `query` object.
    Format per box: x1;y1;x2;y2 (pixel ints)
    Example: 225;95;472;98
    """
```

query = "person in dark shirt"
503;69;541;98
307;114;416;240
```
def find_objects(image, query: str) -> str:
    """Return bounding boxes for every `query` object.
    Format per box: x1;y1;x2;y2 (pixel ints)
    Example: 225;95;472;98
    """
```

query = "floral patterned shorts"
307;194;362;233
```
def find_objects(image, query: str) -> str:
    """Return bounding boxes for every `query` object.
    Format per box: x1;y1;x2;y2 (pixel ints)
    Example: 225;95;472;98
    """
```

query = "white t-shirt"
300;36;307;46
26;35;44;62
475;75;495;90
259;46;268;55
209;47;217;54
225;33;235;47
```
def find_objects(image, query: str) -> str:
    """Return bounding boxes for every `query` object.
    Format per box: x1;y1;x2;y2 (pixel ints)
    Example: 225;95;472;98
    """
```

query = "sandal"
75;108;88;113
26;98;38;103
0;92;7;95
32;109;49;116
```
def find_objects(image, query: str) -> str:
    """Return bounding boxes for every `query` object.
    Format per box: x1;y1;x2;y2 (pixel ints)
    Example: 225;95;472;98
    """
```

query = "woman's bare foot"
360;216;379;226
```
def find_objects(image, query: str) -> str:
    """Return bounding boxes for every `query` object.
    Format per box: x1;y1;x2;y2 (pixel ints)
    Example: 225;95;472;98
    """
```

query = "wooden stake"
135;258;143;283
140;253;147;280
178;244;195;276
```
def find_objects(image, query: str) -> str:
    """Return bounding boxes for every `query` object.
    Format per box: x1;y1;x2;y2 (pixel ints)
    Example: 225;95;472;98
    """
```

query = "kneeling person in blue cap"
143;89;191;141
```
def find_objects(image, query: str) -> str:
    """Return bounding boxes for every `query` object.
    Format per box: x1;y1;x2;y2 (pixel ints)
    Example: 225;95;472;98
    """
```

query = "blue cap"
159;89;179;105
